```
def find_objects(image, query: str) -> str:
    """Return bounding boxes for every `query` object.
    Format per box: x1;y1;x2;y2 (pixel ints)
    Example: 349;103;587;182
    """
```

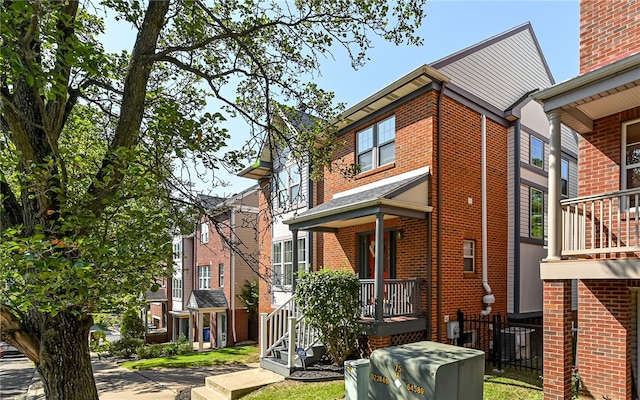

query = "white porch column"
547;110;563;261
374;212;385;322
198;311;204;352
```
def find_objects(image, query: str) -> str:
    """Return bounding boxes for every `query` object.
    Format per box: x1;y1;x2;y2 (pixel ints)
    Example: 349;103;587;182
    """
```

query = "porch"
541;188;640;279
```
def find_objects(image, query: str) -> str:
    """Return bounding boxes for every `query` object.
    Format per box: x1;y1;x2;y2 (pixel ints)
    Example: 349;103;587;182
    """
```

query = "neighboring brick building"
241;23;577;376
533;1;640;399
175;187;260;350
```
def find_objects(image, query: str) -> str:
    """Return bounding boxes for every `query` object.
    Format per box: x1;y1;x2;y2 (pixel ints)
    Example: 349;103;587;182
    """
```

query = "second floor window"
198;265;211;289
463;240;475;272
201;222;209;244
357;116;396;173
218;263;224;287
530;188;544;239
561;159;569;198
172;278;182;299
623;119;640;191
274;165;302;209
530;136;544;169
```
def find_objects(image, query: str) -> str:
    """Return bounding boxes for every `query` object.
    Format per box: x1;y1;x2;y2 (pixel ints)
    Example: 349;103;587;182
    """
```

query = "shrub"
295;268;362;366
121;309;145;340
177;343;194;355
136;344;164;359
109;337;144;359
89;330;108;350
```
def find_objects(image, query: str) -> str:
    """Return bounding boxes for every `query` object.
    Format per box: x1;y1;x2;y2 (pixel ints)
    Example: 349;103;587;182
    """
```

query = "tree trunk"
35;311;98;400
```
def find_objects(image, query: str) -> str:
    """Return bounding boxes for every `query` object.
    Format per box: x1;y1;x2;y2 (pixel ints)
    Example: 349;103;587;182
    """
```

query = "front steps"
259;344;326;377
191;367;284;400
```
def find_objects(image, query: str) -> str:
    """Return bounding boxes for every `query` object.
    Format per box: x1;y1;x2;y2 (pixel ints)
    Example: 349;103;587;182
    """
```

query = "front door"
358;231;396;279
217;312;227;348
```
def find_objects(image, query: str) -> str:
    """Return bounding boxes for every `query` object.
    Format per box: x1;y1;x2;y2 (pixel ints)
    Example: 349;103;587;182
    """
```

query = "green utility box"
368;341;485;400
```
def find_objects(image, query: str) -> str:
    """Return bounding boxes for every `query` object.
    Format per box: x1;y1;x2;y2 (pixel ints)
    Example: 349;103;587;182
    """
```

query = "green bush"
121;309;145;340
92;313;120;330
295;268;362;366
136;343;164;359
177;343;194;355
109;338;144;359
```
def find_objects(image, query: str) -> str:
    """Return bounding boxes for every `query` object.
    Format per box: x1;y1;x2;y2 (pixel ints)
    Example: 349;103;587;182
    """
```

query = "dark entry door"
358;231;396;279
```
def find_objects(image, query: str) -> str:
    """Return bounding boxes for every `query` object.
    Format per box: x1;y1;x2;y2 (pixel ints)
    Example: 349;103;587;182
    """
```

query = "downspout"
230;208;237;344
481;114;496;316
436;81;446;341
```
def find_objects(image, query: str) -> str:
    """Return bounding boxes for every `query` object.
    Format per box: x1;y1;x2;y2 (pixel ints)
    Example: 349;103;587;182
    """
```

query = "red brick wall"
578;280;639;400
580;0;640;73
543;280;573;400
322;91;509;341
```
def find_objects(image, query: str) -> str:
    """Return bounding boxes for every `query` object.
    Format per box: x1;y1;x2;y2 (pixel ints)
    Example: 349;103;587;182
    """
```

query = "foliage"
121;344;259;371
120;309;145;340
0;0;426;398
91;314;120;331
135;343;164;359
237;280;259;318
88;330;108;349
108;338;144;359
572;367;582;399
295;269;361;365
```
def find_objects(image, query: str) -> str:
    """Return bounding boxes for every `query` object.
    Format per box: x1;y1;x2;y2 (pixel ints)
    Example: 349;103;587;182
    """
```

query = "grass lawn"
241;368;543;400
120;344;260;371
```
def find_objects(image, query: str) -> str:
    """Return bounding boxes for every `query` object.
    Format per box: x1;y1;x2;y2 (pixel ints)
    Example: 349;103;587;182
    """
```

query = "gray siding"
520;184;530;238
519;243;545;313
435;28;553;111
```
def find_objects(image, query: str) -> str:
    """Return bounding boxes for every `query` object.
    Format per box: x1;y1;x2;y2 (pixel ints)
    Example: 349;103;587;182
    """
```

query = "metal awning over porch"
283;171;431;232
187;290;228;352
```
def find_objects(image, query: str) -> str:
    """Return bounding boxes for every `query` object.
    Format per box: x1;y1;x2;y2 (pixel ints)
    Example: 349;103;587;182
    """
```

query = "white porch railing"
561;188;640;256
259;296;321;369
359;278;424;318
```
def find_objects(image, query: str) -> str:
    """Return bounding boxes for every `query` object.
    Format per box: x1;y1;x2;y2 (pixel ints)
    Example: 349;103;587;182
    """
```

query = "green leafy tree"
120;309;145;340
0;1;425;398
295;269;362;366
237;280;259;318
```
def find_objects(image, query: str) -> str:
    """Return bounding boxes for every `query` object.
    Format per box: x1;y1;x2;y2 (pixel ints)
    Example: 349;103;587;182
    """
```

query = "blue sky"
101;1;580;195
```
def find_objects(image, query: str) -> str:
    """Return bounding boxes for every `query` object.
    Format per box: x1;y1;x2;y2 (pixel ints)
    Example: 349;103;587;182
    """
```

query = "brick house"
240;23;578;375
533;1;640;399
177;187;260;350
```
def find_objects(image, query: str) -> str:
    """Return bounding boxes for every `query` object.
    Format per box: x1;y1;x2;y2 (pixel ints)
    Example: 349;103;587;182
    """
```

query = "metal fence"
456;311;543;375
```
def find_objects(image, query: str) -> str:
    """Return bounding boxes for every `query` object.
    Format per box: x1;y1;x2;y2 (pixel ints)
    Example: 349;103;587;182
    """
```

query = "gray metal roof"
284;172;431;232
144;289;168;302
187;289;229;311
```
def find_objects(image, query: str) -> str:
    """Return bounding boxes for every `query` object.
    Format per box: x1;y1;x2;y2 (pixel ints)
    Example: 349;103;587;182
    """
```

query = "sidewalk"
26;356;257;400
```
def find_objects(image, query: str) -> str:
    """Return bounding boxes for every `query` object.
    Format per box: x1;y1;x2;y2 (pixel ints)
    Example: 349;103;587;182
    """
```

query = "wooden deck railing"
561;188;640;256
359;278;424;318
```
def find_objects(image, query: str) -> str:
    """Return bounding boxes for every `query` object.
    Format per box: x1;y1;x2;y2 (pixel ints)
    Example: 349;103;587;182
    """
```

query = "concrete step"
196;367;285;399
260;356;291;377
191;386;226;400
280;345;326;368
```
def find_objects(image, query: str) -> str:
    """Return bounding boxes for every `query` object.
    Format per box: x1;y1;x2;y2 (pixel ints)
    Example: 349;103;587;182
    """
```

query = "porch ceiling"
283;172;431;232
533;52;640;134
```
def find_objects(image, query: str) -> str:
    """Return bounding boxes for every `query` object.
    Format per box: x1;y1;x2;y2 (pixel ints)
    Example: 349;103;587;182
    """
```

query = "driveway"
0;354;33;400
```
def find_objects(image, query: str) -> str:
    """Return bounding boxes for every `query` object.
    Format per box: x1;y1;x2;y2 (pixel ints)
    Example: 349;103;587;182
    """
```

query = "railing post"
494;313;502;372
288;316;297;369
260;312;267;358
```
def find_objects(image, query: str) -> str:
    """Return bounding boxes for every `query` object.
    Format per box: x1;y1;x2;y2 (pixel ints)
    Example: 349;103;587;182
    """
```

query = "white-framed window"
218;263;224;287
200;222;209;244
172;278;182;299
356;115;396;173
561;159;569;198
463;240;475;272
623;119;640;193
272;237;306;287
530;136;544;169
198;265;211;289
173;242;182;259
274;164;303;209
530;188;544;239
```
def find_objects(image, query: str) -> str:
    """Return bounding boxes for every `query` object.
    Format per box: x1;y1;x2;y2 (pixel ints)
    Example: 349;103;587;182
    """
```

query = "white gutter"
481;114;496;316
230;208;237;344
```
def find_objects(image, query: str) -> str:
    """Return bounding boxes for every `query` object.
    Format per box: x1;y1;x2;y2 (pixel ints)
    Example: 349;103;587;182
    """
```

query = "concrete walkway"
26;357;257;400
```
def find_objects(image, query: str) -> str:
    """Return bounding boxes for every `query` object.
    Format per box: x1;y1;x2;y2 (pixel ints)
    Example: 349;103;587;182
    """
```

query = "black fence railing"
456;310;543;375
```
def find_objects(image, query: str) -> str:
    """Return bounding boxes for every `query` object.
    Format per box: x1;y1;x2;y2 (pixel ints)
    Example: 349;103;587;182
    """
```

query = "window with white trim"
356;116;396;173
173;242;182;259
200;222;209;244
273;164;303;209
623;119;640;194
218;263;224;287
272;237;306;288
463;240;475;272
172;278;182;299
530;136;544;169
561;159;569;198
530;188;544;239
198;265;211;289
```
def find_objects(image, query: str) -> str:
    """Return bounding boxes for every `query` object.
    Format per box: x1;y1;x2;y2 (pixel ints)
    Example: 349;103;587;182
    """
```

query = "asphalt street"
0;354;34;400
